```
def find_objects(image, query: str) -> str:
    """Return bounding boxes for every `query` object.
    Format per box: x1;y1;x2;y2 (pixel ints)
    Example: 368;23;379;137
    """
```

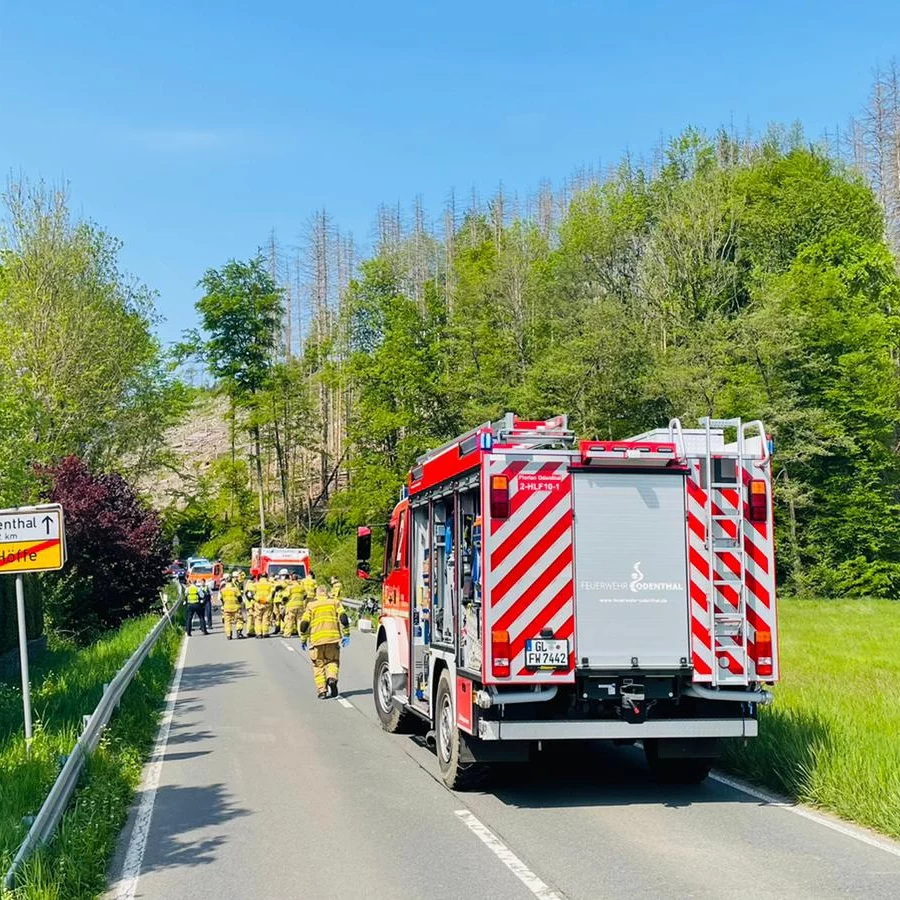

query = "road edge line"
106;634;190;899
710;771;900;859
454;809;566;899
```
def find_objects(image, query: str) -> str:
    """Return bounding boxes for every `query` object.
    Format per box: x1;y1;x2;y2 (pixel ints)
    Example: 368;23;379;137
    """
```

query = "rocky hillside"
138;391;247;510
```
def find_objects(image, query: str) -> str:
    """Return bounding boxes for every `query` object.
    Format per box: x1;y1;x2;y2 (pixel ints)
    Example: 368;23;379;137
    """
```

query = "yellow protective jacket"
220;584;241;612
330;580;343;600
286;582;306;610
299;597;350;647
272;581;289;604
186;584;201;603
302;575;317;600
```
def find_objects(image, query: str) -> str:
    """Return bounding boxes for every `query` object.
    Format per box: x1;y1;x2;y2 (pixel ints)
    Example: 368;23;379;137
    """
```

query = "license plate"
524;638;569;669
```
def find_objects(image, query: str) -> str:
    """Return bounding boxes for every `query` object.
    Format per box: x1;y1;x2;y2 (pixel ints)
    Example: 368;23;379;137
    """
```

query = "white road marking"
455;810;565;899
107;634;189;900
710;772;900;859
336;697;353;709
280;640;296;653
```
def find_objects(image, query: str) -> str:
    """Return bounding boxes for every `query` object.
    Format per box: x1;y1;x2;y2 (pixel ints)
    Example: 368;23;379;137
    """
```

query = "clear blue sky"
2;0;898;344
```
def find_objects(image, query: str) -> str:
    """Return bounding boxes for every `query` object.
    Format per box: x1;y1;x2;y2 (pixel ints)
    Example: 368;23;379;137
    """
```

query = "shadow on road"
165;723;215;746
138;783;251;873
180;660;253;691
339;688;373;699
482;743;758;811
163;750;212;762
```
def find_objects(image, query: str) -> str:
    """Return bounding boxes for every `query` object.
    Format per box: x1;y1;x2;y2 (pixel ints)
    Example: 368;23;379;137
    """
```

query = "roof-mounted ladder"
699;416;749;686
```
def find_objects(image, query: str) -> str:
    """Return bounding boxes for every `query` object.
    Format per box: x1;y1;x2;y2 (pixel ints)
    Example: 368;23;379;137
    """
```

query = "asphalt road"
107;612;900;900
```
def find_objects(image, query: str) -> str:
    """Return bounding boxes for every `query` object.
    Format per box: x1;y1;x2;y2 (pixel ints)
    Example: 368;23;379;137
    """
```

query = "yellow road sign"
0;504;66;574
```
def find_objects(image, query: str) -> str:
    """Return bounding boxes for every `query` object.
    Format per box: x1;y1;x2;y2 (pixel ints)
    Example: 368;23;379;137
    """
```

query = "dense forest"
7;68;900;609
184;111;900;598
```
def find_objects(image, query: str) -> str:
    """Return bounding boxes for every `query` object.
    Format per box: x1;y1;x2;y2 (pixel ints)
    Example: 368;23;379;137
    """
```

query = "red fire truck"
358;414;779;788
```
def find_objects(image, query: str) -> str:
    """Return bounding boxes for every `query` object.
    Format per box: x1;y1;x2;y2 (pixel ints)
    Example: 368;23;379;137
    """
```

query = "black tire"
644;740;712;785
435;669;485;790
373;645;411;733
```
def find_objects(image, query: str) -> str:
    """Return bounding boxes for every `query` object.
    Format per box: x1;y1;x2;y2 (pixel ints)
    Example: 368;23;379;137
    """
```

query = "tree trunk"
252;421;266;549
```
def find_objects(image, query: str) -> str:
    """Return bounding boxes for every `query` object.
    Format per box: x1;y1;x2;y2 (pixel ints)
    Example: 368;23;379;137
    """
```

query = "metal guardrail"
3;596;183;891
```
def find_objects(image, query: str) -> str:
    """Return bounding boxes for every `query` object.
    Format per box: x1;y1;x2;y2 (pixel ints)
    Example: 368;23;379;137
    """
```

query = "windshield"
270;563;307;577
191;565;213;575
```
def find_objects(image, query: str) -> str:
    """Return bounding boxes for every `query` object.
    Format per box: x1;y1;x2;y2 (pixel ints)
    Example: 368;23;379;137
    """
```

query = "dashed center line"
336;697;353;709
455;809;565;899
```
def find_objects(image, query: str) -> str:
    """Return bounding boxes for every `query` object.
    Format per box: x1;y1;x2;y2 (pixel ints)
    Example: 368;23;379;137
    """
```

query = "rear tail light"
492;629;510;678
748;479;767;523
490;475;510;519
755;629;773;677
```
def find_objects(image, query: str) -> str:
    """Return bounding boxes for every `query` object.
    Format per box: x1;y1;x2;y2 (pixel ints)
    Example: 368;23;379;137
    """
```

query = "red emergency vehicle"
359;414;779;788
250;547;311;579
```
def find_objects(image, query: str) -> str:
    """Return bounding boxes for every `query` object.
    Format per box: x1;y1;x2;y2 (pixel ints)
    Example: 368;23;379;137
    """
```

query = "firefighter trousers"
310;643;340;692
282;606;302;637
273;602;284;631
255;604;272;635
222;609;241;638
244;601;255;636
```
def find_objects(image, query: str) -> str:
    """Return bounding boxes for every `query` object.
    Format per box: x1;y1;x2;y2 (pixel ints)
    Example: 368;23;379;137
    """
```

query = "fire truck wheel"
643;740;712;785
435;670;484;790
373;645;410;733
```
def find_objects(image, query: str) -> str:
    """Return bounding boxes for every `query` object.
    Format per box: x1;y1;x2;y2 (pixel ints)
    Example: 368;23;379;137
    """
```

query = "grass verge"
0;612;182;898
724;597;900;839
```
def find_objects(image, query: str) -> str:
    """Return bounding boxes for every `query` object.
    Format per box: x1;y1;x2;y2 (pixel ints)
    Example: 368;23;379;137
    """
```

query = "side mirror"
357;526;372;578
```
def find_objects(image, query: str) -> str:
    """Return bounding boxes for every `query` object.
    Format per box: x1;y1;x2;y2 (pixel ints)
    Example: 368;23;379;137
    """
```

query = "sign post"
15;574;33;748
0;504;66;752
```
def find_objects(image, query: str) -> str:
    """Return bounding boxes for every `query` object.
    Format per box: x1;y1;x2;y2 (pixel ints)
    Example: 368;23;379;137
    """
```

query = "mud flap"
460;732;529;763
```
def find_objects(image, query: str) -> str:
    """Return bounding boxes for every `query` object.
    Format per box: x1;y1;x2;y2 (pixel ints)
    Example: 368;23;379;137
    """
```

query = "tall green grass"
0;612;181;897
725;598;900;838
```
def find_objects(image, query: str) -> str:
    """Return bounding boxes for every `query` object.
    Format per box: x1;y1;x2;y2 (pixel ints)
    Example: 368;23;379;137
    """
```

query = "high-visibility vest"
220;584;241;611
186;585;200;603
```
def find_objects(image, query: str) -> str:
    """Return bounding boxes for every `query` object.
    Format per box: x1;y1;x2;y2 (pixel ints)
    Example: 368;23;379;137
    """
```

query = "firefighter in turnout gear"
243;572;258;637
185;583;208;636
254;574;273;636
302;570;317;604
230;571;244;637
299;585;350;698
282;573;306;637
329;576;343;600
271;569;289;634
220;574;243;639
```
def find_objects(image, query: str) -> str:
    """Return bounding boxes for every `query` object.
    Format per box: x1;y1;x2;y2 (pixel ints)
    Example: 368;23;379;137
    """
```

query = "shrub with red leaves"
39;456;170;640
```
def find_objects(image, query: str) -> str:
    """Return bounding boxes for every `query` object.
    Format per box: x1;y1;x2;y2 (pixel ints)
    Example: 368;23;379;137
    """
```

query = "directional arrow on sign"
42;516;53;535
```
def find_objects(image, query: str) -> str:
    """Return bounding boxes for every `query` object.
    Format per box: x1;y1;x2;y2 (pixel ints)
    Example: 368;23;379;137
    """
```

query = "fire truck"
358;413;779;788
250;547;311;579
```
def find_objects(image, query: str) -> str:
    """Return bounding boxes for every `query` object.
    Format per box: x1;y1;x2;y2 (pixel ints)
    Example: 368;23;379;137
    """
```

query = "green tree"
194;256;283;547
0;179;178;503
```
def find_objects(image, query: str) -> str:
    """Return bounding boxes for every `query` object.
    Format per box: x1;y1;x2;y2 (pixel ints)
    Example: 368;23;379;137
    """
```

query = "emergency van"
359;414;778;788
251;547;311;579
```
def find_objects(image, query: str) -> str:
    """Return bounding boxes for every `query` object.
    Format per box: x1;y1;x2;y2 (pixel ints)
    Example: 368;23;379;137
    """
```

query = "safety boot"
327;678;338;698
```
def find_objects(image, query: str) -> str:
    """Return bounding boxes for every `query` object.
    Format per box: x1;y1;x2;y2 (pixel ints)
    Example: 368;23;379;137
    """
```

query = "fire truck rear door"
572;471;690;670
